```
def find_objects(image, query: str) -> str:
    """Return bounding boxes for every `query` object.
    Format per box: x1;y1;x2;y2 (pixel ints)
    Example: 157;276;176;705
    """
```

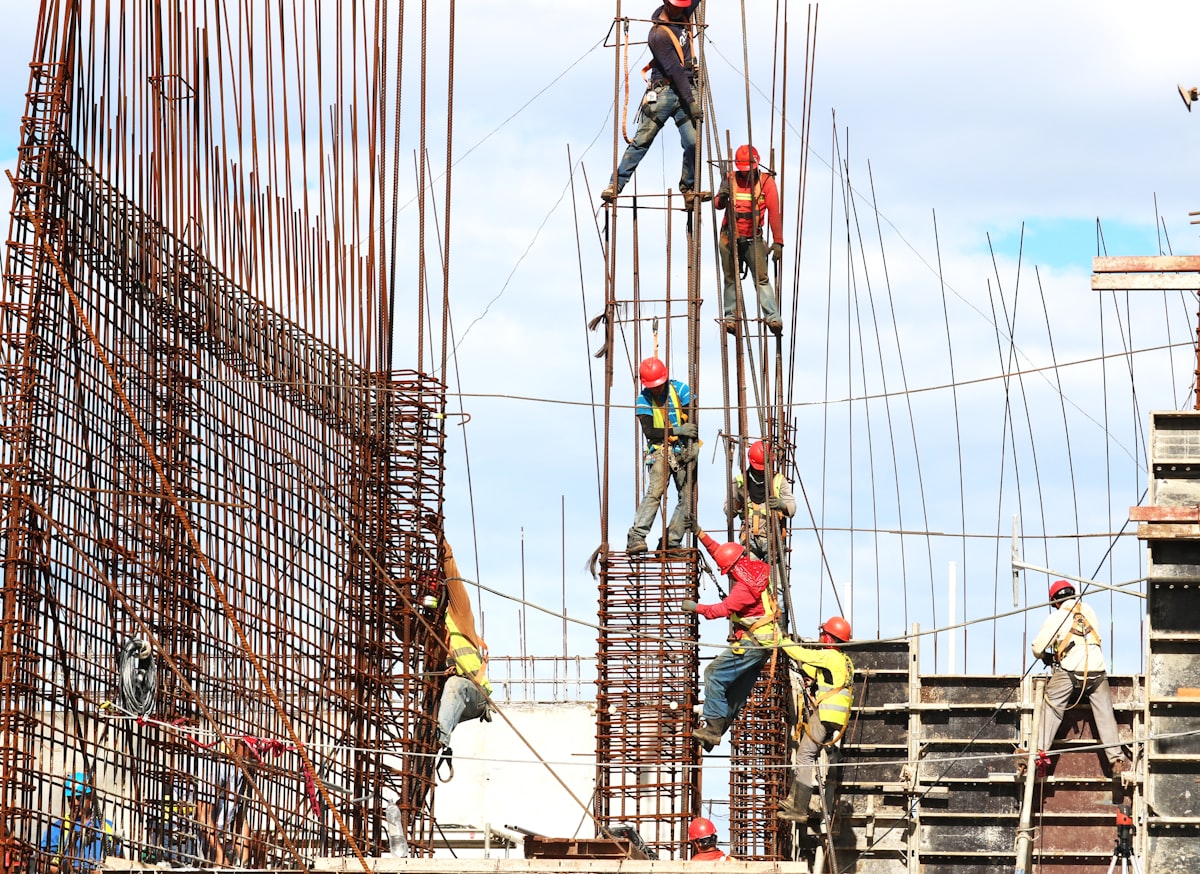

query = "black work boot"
777;781;814;822
694;716;729;751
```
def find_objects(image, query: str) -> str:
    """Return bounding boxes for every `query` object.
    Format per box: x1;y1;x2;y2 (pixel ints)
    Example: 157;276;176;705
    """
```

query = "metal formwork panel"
595;551;701;860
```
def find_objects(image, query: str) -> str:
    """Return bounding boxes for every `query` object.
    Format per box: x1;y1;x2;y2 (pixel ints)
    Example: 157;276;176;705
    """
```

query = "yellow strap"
650;11;690;68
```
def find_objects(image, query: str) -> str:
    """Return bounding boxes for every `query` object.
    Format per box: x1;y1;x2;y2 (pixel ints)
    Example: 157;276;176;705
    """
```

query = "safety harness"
645;383;685;455
735;471;787;539
730;579;783;645
1054;600;1101;663
641;10;695;86
726;174;767;239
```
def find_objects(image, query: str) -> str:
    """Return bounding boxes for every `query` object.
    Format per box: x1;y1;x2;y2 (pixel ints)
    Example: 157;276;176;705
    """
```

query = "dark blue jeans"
701;642;773;722
610;84;697;194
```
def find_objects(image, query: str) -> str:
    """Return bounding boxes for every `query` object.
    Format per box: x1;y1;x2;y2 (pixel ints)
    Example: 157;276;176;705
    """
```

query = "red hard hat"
712;541;745;575
734;144;760;173
747;440;766;471
1048;579;1075;601
820;616;851;642
665;0;691;6
688;817;716;841
639;357;668;389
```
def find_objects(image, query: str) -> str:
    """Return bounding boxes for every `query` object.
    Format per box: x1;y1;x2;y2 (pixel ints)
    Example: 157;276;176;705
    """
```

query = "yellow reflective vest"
781;642;854;727
446;614;491;696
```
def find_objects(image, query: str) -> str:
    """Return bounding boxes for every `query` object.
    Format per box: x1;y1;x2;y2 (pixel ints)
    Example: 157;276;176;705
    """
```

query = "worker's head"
663;0;692;19
734;144;760;174
639;357;669;393
687;816;718;851
819;616;851;645
747;440;767;471
64;772;93;811
1048;579;1076;606
712;541;745;575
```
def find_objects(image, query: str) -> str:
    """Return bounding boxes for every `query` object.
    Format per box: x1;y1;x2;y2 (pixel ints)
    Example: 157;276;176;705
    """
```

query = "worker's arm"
696;579;759;621
637;412;666;444
724;477;744;517
784;645;850;686
764;175;784;245
775;476;797;517
1030;610;1062;659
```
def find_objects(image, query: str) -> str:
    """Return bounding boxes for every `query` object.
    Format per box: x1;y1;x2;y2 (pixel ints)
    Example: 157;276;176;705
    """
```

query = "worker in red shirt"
684;528;783;750
714;144;784;336
687;817;727;862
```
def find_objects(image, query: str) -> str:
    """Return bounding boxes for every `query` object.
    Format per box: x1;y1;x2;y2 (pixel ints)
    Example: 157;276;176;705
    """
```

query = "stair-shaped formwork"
814;634;1143;872
1134;409;1200;872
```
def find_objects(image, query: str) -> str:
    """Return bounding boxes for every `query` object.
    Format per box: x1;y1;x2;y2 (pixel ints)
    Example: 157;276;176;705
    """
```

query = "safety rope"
117;637;157;717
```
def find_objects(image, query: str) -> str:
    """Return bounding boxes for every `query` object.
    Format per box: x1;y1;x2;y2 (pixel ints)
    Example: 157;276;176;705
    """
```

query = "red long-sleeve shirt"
696;532;772;637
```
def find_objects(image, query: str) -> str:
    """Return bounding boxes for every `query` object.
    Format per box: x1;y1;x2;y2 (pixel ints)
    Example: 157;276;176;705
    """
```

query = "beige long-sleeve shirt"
1031;597;1107;674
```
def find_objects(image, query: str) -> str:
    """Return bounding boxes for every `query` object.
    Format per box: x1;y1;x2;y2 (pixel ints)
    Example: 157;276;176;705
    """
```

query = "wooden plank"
1137;523;1200;540
1093;255;1200;272
1130;506;1200;522
1092;273;1200;290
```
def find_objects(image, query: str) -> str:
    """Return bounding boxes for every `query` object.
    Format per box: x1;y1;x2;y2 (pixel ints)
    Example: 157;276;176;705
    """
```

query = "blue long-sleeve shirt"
647;1;700;106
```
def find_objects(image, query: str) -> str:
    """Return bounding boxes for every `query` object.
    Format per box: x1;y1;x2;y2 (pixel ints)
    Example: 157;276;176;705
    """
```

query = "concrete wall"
429;701;597;858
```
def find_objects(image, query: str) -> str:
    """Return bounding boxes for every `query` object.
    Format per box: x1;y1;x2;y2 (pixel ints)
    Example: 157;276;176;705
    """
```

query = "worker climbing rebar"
777;616;855;830
627;356;698;553
602;0;709;206
684;527;784;750
714;144;784;335
725;439;795;561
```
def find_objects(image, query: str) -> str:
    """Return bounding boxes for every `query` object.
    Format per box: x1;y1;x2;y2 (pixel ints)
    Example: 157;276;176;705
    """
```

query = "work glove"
681;599;698;613
766;495;786;511
674;422;698;439
693;525;706;538
688;100;703;124
771;242;784;265
1041;652;1056;668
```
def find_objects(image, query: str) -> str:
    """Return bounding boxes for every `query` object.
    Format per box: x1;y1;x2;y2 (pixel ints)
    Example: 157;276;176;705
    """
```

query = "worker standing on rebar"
1029;579;1132;775
777;617;855;826
628;357;697;554
686;817;727;862
601;0;709;207
714;144;784;335
41;772;121;874
685;528;782;749
725;439;795;560
436;541;493;767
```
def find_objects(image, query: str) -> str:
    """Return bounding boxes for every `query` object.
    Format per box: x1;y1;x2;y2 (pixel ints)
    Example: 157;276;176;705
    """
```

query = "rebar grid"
728;654;791;860
0;6;450;865
595;551;702;860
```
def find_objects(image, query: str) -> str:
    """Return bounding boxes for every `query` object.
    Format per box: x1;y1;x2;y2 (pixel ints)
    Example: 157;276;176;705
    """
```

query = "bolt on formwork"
596;551;702;860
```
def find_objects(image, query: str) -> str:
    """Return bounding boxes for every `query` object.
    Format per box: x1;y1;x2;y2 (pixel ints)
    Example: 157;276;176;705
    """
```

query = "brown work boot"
1110;757;1132;776
601;185;617;204
777;781;814;823
721;318;737;336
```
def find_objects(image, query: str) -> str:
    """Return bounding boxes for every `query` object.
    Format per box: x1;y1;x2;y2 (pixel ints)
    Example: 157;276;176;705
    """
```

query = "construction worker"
687;816;726;862
684;528;783;749
725;439;796;561
777;617;855;825
601;0;708;207
1029;579;1131;775
41;772;120;874
628;357;697;553
714;144;784;335
436;541;492;759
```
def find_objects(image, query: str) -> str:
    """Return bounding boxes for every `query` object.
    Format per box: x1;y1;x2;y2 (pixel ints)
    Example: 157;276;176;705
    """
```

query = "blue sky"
1;2;1198;685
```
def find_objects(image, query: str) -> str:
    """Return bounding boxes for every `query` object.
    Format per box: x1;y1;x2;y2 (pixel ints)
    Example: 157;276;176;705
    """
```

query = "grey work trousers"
628;446;694;549
436;675;489;749
1037;668;1123;763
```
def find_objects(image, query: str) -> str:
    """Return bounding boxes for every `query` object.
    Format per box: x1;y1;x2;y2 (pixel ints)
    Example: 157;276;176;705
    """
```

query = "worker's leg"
628;449;669;548
706;645;771;723
748;237;781;322
1036;667;1077;753
1084;672;1125;764
719;231;740;319
665;454;694;548
671;100;697;192
436;676;479;748
702;645;767;721
795;710;828;789
610;88;672;192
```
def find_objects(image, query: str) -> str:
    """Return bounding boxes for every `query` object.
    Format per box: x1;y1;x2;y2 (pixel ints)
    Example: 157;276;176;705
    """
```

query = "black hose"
117;637;157;715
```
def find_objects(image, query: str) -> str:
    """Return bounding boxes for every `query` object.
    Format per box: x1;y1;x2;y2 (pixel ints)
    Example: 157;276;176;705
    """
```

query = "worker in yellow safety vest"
436;541;492;757
777;617;855;825
726;439;795;560
627;357;697;554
